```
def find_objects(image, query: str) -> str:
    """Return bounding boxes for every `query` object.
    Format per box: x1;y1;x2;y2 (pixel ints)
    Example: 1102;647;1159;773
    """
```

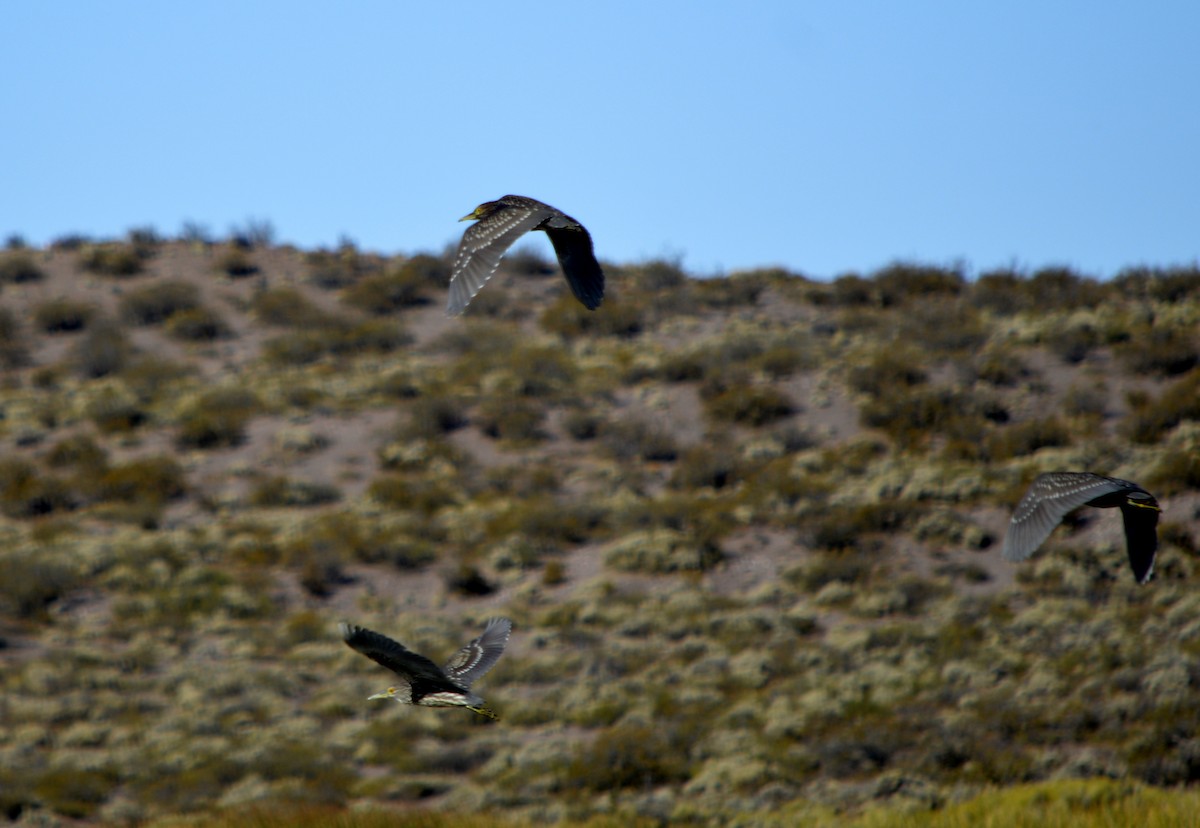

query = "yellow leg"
467;705;499;720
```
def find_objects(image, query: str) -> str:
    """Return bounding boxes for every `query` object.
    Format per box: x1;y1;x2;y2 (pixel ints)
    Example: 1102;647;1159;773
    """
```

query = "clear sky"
4;2;1198;280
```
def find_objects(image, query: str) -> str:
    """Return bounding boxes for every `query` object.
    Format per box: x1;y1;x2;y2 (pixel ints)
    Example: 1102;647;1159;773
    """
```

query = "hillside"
1;234;1199;825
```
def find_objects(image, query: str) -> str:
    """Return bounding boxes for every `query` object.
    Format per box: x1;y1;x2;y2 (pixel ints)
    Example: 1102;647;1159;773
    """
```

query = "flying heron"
1002;472;1161;584
340;617;512;718
446;195;605;316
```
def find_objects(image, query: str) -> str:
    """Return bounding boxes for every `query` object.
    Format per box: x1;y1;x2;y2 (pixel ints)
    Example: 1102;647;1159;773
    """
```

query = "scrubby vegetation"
0;239;1197;826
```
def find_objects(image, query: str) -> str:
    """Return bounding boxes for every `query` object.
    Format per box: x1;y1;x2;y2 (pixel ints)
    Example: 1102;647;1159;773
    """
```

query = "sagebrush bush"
34;297;97;333
250;476;341;508
0;549;79;617
873;262;965;306
78;243;145;276
213;247;259;277
85;386;148;432
119;280;200;325
601;415;679;462
0;250;43;283
1113;324;1199;377
702;382;795;427
342;266;430;314
539;292;644;338
263;319;412;365
253;287;330;327
1121;369;1200;443
0;307;30;368
166;306;233;341
0;458;74;518
306;245;377;289
476;397;547;443
177;387;263;449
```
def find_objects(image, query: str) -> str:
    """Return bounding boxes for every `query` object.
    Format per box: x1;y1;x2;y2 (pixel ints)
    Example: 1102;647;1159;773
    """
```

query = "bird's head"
1127;491;1162;512
368;687;400;701
460;201;502;222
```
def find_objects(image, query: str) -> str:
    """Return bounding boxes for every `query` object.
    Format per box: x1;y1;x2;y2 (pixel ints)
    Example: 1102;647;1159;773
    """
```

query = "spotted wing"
447;205;551;316
1001;472;1137;562
443;617;511;688
340;622;449;686
1120;493;1160;585
544;217;605;310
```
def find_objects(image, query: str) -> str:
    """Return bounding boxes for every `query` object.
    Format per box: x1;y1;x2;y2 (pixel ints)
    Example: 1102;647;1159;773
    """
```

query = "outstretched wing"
544;217;605;310
1120;493;1160;585
447;205;551;316
443;617;511;688
1002;472;1141;562
340;622;448;685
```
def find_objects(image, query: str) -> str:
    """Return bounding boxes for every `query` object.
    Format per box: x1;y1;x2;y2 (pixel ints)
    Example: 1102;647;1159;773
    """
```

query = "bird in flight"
1002;472;1161;584
447;195;605;316
341;617;512;718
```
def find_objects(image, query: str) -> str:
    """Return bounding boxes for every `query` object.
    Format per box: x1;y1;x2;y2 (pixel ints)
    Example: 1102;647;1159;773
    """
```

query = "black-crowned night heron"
340;617;512;719
1002;472;1161;584
446;195;605;316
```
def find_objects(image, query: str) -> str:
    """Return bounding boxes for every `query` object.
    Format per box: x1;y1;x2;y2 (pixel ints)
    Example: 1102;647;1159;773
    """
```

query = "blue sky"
4;2;1198;279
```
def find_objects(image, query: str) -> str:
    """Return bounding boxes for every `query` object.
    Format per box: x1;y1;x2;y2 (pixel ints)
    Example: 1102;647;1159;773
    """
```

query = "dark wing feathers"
340;622;448;685
443;617;511;687
447;204;551;316
1120;496;1160;585
1002;472;1135;562
544;221;605;310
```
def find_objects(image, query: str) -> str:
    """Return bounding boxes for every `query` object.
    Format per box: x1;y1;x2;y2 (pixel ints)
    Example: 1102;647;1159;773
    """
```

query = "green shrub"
861;385;1002;449
88;456;187;505
306;246;375;289
970;269;1027;314
79;243;147;276
0;549;79;617
693;269;772;307
402;393;470;438
72;319;132;376
445;563;495;596
253;287;331;327
985;416;1072;460
1043;323;1102;364
1113;325;1199;377
166;306;233;340
0;307;30;368
873;262;965;306
848;349;928;395
368;474;457;515
119;279;200;324
34;297;97;333
1121;369;1200;443
0;250;43;283
177;387;263;449
85;387;148;432
33;767;118;819
46;434;108;471
263;319;412;366
563;407;602;440
702;382;795;427
0;459;75;517
476;397;547;443
250;475;341;507
213;247;259;277
1026;266;1105;309
670;442;742;490
601;416;679;462
539;292;645;338
342;266;430;313
563;722;693;792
